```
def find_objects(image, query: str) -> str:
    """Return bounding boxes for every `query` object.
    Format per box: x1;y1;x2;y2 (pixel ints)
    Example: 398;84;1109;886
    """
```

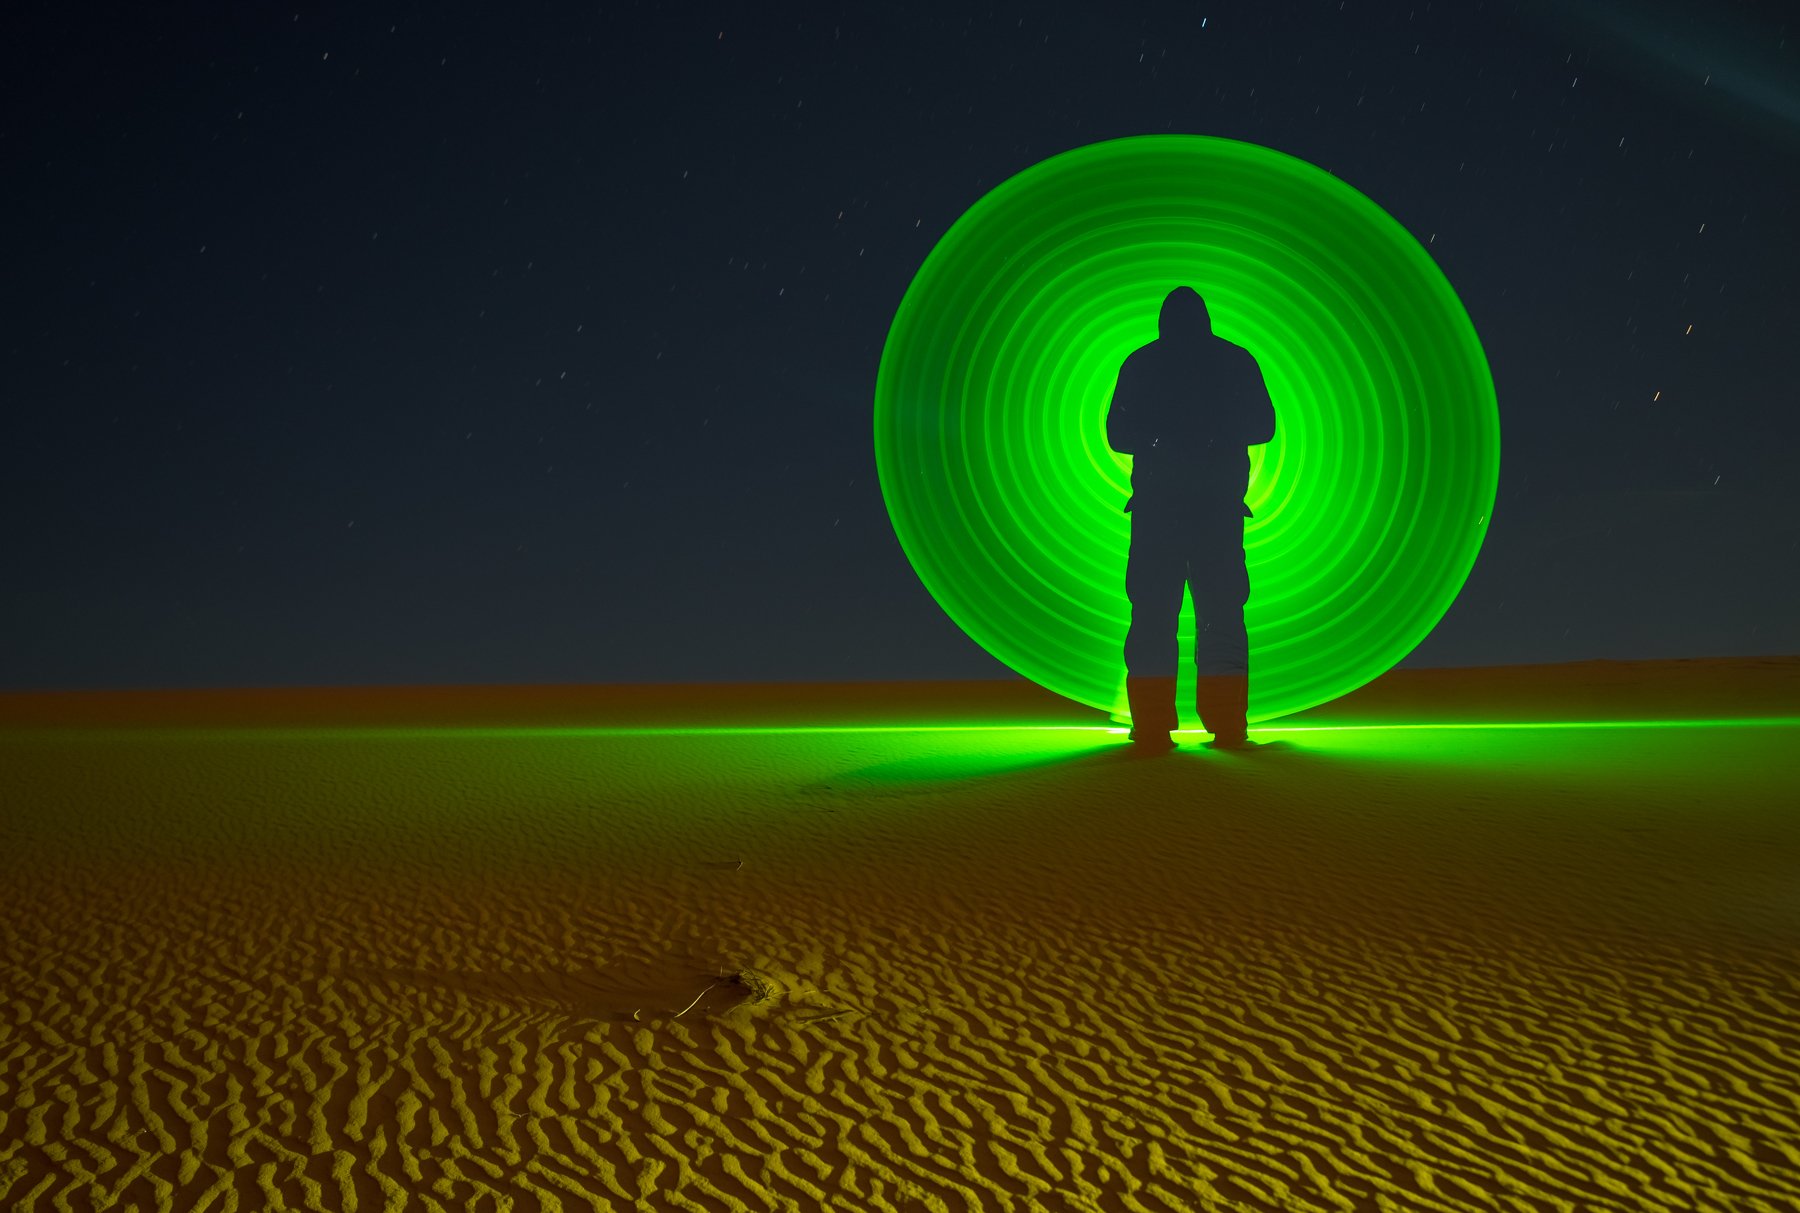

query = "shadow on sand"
340;948;757;1025
805;733;1307;796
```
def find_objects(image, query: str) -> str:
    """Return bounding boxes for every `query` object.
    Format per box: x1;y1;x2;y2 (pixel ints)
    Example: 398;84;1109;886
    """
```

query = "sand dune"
2;657;1797;1211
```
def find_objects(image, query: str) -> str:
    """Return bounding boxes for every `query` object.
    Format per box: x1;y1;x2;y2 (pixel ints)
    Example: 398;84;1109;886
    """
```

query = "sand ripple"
3;690;1798;1210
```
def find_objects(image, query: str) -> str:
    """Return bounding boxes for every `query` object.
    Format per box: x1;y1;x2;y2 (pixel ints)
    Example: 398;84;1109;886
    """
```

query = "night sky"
5;1;1797;692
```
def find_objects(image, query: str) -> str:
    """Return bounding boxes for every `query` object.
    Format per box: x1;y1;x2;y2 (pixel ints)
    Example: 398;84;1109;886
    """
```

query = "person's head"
1158;286;1213;342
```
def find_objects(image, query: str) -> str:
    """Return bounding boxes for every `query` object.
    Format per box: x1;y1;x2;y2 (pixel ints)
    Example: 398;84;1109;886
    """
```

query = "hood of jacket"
1157;286;1213;344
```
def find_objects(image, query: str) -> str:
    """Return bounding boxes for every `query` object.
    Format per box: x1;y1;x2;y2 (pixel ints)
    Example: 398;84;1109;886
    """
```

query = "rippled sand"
2;658;1797;1211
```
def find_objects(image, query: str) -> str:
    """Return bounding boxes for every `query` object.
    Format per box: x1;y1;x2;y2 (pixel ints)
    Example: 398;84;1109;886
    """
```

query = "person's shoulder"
1215;337;1265;371
1118;341;1160;372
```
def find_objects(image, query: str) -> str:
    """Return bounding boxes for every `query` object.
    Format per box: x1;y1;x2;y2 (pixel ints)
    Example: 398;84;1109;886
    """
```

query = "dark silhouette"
1107;287;1276;750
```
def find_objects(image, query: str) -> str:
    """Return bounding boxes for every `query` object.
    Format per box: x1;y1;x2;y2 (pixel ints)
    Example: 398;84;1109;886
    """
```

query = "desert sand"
1;656;1797;1212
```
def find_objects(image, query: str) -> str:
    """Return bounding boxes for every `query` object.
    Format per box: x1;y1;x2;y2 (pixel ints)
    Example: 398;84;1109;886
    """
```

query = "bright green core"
875;135;1500;724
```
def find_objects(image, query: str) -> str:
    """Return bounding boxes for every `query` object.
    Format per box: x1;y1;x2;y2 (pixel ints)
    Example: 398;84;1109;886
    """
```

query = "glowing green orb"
874;135;1499;725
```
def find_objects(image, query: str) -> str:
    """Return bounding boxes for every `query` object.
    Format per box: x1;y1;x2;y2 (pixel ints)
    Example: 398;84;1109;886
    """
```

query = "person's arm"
1243;352;1276;446
1107;356;1142;454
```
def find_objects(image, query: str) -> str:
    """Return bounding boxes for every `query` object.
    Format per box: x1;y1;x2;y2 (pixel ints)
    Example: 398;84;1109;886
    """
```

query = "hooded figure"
1107;287;1276;749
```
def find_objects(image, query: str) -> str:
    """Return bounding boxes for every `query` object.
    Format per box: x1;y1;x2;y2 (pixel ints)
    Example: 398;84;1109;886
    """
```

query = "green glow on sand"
875;135;1499;727
9;718;1793;744
1256;718;1800;733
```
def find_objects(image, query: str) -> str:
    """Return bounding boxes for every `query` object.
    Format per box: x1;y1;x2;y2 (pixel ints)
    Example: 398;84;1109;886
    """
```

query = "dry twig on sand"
631;980;721;1023
671;983;717;1020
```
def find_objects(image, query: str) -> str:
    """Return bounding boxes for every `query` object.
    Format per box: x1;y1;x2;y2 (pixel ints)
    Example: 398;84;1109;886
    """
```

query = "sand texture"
2;656;1797;1211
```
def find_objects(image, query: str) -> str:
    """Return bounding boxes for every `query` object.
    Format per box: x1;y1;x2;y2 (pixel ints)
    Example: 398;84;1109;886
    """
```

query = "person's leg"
1124;507;1185;744
1190;514;1251;746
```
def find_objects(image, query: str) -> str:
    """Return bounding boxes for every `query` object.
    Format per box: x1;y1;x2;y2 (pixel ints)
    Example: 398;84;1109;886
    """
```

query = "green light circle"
874;135;1499;724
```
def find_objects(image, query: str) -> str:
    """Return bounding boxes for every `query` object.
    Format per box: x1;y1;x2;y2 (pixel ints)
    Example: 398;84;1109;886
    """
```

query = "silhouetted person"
1108;287;1276;750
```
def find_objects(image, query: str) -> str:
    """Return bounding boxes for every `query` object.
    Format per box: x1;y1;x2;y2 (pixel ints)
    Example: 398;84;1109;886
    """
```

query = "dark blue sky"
4;0;1796;690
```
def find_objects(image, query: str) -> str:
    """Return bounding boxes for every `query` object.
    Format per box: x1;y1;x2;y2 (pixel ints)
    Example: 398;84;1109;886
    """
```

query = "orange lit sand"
2;657;1797;1211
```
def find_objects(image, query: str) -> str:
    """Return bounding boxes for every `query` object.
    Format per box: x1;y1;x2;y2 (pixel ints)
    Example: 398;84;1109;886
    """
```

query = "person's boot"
1125;676;1178;751
1195;674;1249;748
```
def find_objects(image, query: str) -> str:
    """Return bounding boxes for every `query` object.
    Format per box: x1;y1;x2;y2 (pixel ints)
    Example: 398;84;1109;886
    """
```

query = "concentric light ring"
875;136;1499;724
